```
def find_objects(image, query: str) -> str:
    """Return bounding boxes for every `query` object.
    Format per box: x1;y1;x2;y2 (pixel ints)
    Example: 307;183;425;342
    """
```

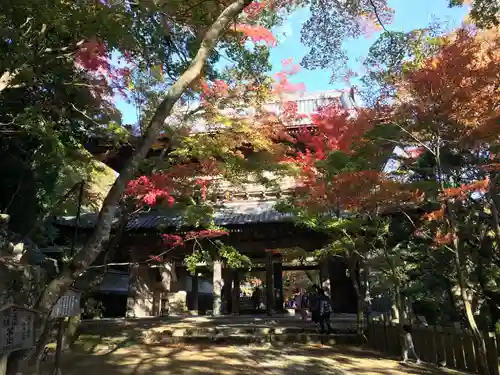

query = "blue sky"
116;0;468;124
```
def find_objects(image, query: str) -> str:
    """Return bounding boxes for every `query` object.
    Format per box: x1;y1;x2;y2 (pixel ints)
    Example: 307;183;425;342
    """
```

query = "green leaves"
449;0;500;29
218;242;252;269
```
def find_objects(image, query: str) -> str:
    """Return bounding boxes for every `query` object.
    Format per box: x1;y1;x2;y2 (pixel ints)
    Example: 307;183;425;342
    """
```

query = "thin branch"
70;103;103;127
86;243;181;270
367;0;391;34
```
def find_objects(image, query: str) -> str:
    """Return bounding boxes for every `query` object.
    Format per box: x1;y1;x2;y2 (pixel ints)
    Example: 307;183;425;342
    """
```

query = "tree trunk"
213;259;223;316
434;142;490;373
382;245;407;360
452;236;490;374
461;284;490;374
20;0;253;371
487;173;500;249
347;253;364;336
446;204;490;375
63;316;81;350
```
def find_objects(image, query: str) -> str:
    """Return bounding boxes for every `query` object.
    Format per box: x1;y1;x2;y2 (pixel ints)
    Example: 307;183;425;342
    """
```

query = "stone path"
41;342;474;375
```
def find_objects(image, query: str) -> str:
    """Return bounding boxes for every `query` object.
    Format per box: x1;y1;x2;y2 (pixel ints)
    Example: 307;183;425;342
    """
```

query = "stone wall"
0;214;46;308
126;265;155;317
126;264;189;317
0;259;44;308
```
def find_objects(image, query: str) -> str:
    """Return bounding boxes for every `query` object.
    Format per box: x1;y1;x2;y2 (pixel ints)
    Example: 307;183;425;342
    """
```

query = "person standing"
401;324;421;364
317;288;333;334
309;285;320;329
294;288;309;327
252;287;261;313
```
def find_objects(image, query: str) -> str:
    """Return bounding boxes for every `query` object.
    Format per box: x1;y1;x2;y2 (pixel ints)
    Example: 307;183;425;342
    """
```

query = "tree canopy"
1;1;499;373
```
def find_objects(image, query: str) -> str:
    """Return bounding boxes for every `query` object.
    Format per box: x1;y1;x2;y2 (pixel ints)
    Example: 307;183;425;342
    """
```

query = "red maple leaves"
125;160;218;207
200;79;230;103
234;24;277;46
125;175;176;207
273;58;306;97
74;39;132;102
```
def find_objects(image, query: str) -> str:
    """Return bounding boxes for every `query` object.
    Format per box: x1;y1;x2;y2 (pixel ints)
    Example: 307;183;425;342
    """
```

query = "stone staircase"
80;314;363;346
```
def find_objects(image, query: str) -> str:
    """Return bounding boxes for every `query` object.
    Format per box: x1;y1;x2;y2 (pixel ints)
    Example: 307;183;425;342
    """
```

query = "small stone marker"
0;304;36;354
0;304;37;375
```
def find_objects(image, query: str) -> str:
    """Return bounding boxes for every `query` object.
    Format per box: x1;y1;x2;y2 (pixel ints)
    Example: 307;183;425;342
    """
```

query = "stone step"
144;325;358;336
142;332;362;346
81;315;360;328
80;323;361;338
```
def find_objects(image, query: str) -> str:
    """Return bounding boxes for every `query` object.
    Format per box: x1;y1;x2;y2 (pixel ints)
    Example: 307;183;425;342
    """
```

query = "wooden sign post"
51;289;81;375
0;304;37;375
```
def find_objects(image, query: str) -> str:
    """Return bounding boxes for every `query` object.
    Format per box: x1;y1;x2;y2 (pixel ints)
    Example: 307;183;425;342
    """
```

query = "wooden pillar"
232;270;240;315
329;257;341;311
273;260;283;312
223;267;232;314
266;252;274;315
213;258;223;316
329;257;357;313
191;271;199;312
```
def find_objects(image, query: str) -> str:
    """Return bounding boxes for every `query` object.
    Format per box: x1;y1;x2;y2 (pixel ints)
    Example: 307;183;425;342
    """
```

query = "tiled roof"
55;200;295;230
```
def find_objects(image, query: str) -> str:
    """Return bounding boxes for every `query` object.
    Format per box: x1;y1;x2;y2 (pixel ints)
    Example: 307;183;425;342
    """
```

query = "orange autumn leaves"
289;26;499;250
392;27;499;246
393;27;500;146
294;169;421;213
423;178;490;219
288;99;422;213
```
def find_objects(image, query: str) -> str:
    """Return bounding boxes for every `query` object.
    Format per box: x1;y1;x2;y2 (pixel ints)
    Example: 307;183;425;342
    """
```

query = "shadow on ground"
41;334;473;375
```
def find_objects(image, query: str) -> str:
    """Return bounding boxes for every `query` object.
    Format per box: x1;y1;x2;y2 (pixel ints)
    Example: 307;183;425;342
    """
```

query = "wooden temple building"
52;90;363;318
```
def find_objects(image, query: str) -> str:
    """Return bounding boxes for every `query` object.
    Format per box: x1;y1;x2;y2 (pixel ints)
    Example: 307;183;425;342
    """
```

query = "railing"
366;321;500;375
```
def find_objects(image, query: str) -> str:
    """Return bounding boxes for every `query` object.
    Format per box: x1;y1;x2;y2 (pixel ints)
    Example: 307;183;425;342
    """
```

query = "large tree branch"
33;0;252;336
36;0;252;311
18;2;252;373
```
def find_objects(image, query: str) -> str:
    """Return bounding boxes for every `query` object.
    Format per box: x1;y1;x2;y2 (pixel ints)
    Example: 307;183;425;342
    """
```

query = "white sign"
51;289;81;318
0;305;36;354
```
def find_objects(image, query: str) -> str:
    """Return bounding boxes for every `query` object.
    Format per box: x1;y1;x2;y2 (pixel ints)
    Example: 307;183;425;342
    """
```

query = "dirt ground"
40;341;474;375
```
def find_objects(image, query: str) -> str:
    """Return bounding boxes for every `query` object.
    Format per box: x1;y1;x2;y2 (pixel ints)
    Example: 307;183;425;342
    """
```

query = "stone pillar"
126;264;139;318
232;270;240;315
191;271;199;312
160;261;174;292
273;260;283;312
266;252;274;315
213;259;223;316
126;265;154;317
223;267;232;314
159;261;174;316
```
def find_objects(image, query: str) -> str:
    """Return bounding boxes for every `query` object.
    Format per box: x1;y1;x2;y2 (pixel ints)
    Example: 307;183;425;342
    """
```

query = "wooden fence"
366;321;500;375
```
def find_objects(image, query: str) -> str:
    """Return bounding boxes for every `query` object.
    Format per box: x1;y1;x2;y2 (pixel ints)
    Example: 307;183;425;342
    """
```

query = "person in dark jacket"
317;288;332;334
252;287;261;312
